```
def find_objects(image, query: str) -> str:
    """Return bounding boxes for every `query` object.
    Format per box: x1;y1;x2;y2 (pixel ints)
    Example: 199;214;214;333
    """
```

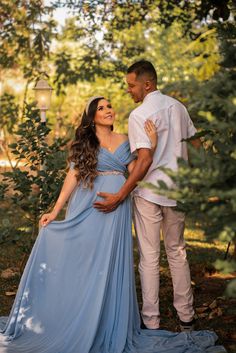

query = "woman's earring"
91;122;95;128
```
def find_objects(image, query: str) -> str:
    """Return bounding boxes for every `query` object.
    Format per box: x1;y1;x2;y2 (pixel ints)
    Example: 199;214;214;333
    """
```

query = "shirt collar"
143;90;161;102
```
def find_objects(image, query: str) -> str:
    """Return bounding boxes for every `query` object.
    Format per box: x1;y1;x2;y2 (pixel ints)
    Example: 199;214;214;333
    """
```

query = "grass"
0;219;235;352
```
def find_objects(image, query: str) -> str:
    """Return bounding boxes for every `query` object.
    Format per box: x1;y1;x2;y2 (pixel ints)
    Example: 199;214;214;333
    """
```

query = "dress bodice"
96;140;134;173
70;140;134;174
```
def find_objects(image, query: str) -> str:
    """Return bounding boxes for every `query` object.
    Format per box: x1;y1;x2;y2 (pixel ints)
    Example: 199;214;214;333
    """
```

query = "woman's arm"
127;119;157;174
40;169;78;227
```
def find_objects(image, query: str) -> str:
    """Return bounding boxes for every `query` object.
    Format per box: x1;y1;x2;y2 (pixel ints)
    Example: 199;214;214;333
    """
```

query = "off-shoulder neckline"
100;140;129;155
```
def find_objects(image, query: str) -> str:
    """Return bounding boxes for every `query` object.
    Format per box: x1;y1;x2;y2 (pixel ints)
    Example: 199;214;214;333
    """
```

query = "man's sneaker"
179;319;195;332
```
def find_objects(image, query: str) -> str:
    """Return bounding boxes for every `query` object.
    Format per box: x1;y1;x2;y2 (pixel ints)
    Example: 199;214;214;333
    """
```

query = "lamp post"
33;79;53;125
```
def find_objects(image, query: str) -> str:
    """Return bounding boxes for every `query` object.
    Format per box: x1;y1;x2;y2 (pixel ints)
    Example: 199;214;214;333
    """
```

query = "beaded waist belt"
97;170;124;176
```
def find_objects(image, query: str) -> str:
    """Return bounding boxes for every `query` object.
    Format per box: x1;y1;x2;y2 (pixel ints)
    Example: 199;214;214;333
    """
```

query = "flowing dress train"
0;141;226;353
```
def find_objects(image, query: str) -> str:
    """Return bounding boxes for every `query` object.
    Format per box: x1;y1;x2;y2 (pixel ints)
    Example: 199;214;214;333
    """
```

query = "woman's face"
94;99;115;128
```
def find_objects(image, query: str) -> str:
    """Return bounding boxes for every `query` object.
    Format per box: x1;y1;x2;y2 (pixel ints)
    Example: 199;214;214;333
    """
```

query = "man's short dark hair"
127;60;157;83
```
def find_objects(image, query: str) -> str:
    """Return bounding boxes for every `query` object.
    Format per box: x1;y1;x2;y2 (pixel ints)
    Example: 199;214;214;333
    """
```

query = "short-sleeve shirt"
128;90;197;207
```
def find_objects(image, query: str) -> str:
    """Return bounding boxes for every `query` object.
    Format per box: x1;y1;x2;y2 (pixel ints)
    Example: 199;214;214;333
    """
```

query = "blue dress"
0;141;226;353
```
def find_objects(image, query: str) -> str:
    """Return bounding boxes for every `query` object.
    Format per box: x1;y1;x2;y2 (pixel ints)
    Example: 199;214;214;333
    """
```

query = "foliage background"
0;0;236;349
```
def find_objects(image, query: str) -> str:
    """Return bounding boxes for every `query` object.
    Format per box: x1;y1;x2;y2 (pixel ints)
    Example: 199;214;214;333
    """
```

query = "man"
94;60;200;331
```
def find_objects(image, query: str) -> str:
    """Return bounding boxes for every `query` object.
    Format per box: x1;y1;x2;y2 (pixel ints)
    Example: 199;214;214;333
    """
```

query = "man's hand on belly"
93;192;122;213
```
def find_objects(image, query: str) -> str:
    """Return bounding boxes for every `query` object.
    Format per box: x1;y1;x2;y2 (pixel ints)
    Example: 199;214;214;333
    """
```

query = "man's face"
126;72;146;103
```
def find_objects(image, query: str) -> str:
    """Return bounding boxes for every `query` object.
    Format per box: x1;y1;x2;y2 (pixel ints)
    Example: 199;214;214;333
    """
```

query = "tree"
0;0;56;77
0;102;68;256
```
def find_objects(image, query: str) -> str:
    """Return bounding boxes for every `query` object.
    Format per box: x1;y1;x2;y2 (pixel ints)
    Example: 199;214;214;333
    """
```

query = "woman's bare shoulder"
113;133;128;143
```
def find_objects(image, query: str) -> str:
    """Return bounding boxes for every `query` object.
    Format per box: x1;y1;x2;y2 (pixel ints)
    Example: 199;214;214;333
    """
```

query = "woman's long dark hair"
68;97;104;189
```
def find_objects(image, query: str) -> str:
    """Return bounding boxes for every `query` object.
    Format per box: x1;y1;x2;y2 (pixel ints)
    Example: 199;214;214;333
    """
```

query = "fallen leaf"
1;268;20;279
209;299;218;309
209;307;223;319
5;291;16;296
217;296;227;301
197;313;208;318
196;306;210;314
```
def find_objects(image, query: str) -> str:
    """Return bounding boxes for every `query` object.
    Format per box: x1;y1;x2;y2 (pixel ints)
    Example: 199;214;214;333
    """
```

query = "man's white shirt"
128;90;197;207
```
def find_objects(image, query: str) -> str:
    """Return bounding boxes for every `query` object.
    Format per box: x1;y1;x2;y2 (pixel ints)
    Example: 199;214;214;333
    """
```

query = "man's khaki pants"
133;196;194;329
